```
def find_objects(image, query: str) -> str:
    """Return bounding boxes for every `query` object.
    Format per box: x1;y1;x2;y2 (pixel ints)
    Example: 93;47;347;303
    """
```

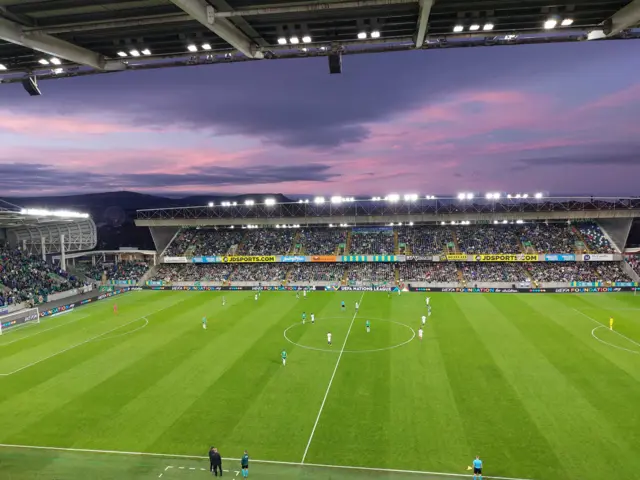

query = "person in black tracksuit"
209;447;216;474
210;447;222;476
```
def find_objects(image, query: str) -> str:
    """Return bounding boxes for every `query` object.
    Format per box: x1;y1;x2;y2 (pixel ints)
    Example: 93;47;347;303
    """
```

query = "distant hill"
0;191;293;251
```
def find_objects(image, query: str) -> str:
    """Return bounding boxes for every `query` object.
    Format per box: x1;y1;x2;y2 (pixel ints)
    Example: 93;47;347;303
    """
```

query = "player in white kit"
355;302;359;312
254;294;258;301
222;296;226;306
421;315;426;326
311;313;315;324
303;290;307;298
327;332;332;345
426;296;430;306
418;327;423;341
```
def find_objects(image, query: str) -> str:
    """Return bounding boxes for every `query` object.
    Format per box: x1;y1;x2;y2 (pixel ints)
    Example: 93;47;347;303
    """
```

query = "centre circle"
283;316;415;353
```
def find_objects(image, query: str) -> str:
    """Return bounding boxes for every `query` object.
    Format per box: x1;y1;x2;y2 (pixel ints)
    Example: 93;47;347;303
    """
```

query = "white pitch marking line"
0;314;90;346
573;308;640;348
300;292;364;464
0;295;190;377
0;443;534;480
158;474;162;478
591;326;639;354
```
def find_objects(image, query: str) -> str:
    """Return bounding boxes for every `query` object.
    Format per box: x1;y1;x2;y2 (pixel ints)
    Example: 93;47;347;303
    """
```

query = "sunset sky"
0;39;638;198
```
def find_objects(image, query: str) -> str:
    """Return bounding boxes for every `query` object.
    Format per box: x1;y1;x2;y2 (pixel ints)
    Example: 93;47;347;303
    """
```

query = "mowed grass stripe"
303;293;393;466
496;294;640;478
387;293;471;472
0;292;206;444
172;291;340;461
479;294;638;479
5;292;232;449
441;295;567;480
231;292;360;462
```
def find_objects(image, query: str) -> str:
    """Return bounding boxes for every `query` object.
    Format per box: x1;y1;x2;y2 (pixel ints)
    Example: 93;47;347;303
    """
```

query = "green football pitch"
1;290;640;480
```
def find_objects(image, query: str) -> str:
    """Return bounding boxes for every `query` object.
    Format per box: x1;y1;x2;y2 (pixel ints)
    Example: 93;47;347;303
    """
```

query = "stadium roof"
0;200;90;227
0;0;639;84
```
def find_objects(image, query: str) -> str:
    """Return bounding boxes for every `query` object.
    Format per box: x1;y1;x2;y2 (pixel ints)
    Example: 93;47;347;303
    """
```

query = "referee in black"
209;447;222;476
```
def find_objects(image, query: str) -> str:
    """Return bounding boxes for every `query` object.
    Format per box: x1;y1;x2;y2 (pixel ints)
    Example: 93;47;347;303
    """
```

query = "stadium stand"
154;264;234;283
522;262;630;283
165;228;244;256
626;255;640;276
288;263;347;282
229;264;289;282
299;228;347;255
82;262;149;282
397;226;450;255
398;263;459;283
239;230;295;255
347;263;395;283
577;222;616;253
348;231;395;255
459;262;527;283
0;244;83;305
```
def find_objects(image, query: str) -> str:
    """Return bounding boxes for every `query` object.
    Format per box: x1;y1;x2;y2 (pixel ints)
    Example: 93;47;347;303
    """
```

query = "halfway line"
300;292;364;464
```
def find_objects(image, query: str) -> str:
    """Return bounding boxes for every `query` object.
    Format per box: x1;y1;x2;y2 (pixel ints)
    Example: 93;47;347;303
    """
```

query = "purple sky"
0;39;639;197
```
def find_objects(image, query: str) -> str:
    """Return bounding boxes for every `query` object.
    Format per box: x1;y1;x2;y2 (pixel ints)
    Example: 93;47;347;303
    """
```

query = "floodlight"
264;198;276;206
276;224;281;228
38;59;50;65
202;43;212;50
466;193;474;200
142;48;151;55
409;222;414;226
502;220;508;224
221;201;231;207
451;221;456;225
302;35;312;43
129;49;140;57
357;32;367;39
245;199;255;206
298;199;303;203
535;192;543;199
21;208;88;219
289;36;299;44
494;220;499;224
187;44;198;52
516;219;524;224
483;23;494;31
117;51;127;57
230;225;234;229
329;224;334;227
208;201;214;207
485;193;494;200
544;19;557;29
561;18;573;26
469;24;480;31
453;25;464;33
507;194;512;199
404;193;418;202
50;57;61;65
386;194;400;203
277;37;287;45
331;196;343;204
371;30;380;38
515;194;521;199
0;63;6;70
304;199;309;203
232;201;237;206
522;193;529;199
457;193;466;200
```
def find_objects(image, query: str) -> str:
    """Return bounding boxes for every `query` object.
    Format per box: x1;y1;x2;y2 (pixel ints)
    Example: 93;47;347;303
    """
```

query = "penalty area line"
0;443;535;480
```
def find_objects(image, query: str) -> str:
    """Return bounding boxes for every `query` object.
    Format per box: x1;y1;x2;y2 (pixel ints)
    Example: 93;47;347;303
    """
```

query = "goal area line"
0;443;534;480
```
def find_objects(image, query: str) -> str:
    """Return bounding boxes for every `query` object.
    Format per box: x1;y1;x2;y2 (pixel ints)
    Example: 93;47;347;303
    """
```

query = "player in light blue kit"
302;311;307;324
472;456;483;480
341;301;345;311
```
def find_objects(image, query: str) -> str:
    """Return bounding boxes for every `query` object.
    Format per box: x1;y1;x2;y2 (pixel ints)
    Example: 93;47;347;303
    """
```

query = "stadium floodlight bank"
0;308;40;335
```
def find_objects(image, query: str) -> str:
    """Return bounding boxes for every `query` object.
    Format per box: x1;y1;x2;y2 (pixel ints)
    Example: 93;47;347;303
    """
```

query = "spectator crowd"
0;244;83;306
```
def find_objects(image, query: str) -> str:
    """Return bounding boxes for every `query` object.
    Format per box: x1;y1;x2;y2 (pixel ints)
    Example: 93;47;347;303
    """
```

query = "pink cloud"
0;111;138;136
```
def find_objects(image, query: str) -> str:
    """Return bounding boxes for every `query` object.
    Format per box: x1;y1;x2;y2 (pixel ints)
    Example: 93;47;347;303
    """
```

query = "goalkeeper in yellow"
609;316;614;331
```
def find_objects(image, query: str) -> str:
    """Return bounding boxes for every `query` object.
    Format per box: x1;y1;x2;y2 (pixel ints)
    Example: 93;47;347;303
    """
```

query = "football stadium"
2;1;640;479
2;195;640;480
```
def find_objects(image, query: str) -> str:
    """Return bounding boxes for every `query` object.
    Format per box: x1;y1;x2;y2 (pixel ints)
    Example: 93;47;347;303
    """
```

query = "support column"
41;236;46;261
60;234;66;271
